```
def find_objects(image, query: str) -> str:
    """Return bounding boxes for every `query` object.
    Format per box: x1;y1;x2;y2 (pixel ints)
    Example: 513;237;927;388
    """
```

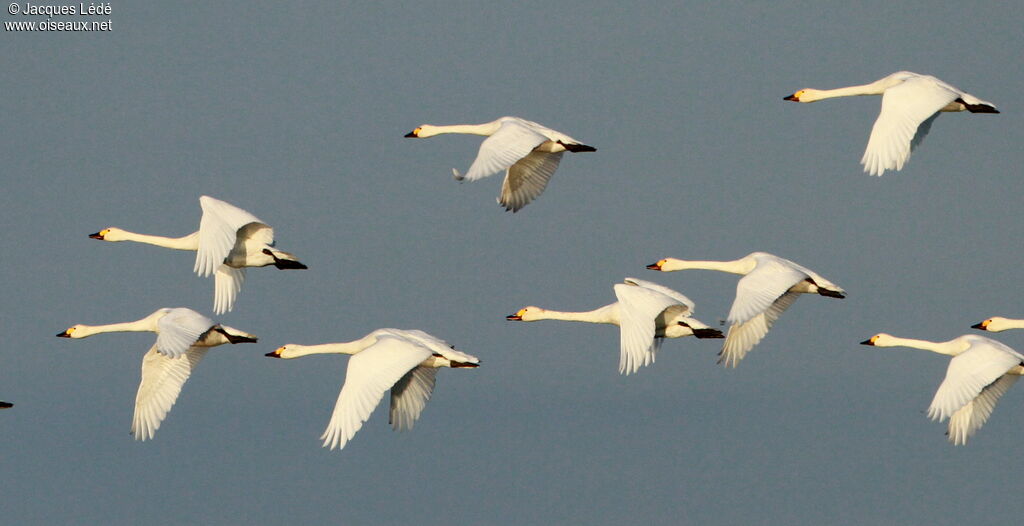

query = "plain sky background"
3;1;1023;524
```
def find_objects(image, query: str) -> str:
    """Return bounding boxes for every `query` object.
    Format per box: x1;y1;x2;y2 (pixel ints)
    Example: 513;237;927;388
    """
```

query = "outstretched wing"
614;279;688;375
390;366;439;432
213;265;246;315
719;291;800;368
131;345;209;441
195;196;268;277
927;338;1023;422
861;76;958;176
460;121;549;182
498;150;564;212
320;336;432;451
154;308;214;358
727;257;807;325
945;374;1019;445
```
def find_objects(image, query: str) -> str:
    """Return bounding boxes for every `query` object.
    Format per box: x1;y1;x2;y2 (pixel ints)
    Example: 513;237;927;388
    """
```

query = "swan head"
783;89;825;103
266;344;298;358
56;325;87;338
404;125;441;138
88;227;126;241
859;333;896;347
646;259;668;271
972;317;1013;332
507;307;542;322
646;258;687;272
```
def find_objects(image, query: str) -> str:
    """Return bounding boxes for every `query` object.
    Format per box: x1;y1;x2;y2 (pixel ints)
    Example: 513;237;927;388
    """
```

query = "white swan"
861;333;1024;445
973;317;1024;333
404;116;596;212
647;252;845;367
89;195;307;314
506;277;723;375
266;328;479;451
784;71;998;176
56;307;257;440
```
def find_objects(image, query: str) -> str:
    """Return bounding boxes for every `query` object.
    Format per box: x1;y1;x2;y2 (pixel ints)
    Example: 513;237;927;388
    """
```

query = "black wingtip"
819;289;846;299
273;259;308;270
559;141;596;153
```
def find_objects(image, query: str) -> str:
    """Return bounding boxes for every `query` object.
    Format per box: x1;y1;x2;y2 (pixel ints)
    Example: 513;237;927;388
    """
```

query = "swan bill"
971;321;987;330
859;338;876;346
0;402;12;409
506;314;522;321
265;350;283;358
88;231;106;240
404;128;421;138
56;329;72;338
645;262;662;270
783;93;799;101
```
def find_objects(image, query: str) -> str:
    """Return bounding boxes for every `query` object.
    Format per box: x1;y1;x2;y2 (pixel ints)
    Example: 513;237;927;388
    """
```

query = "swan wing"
195;196;267;277
719;291;800;368
727;258;807;324
945;374;1019;445
320;336;432;450
154;308;214;358
614;280;686;374
927;339;1023;422
461;121;549;182
213;265;246;315
386;329;480;364
131;344;209;441
498;150;563;212
389;366;439;432
861;76;958;176
623;278;695;314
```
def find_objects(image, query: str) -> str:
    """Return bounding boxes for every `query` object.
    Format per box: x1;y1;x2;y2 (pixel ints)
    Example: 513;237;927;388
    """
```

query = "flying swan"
647;252;845;367
861;333;1024;445
266;328;479;451
404;116;595;212
784;71;998;176
56;307;258;440
506;277;723;375
89;195;307;314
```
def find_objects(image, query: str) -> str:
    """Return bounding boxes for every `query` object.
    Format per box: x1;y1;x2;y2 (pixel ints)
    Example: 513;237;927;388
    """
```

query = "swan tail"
558;141;597;153
956;98;999;114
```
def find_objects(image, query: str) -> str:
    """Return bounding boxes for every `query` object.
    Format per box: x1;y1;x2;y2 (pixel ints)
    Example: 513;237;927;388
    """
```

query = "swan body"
56;307;257;440
647;252;845;367
404;116;595;212
784;71;998;176
861;333;1024;445
973;317;1024;333
90;196;307;314
266;328;479;451
506;277;723;375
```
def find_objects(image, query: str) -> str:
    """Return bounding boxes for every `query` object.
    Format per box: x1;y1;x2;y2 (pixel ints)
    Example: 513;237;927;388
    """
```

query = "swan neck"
665;258;751;275
118;230;200;250
423;122;500;137
807;81;889;101
289;340;370;357
76;318;157;338
536;304;618;325
883;336;963;356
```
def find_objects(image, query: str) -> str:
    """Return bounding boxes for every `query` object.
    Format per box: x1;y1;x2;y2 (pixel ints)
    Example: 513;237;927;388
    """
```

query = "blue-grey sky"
3;1;1023;524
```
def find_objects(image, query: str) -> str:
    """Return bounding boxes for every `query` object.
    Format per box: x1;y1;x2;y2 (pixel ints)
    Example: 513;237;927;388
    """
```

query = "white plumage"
784;71;998;176
267;328;479;451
